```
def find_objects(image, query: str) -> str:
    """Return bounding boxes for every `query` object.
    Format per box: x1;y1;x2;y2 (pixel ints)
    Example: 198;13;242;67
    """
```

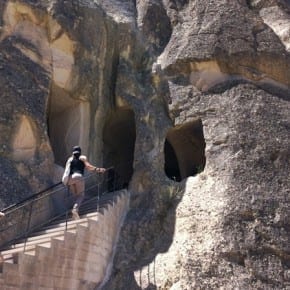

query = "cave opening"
103;105;136;190
164;118;206;182
47;86;90;167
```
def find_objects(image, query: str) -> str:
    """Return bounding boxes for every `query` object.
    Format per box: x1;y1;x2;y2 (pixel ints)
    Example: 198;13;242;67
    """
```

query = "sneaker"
71;208;80;220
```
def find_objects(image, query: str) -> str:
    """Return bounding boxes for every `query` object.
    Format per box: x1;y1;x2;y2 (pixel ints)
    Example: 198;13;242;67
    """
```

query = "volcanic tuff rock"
0;0;290;289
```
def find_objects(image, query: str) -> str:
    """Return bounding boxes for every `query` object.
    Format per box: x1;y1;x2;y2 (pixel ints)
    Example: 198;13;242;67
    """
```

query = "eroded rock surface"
0;0;289;289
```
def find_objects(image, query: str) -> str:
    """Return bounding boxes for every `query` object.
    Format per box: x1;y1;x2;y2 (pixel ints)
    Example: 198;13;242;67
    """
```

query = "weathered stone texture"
0;0;289;289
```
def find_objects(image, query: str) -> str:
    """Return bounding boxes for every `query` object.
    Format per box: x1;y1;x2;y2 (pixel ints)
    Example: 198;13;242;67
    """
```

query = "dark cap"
72;146;81;154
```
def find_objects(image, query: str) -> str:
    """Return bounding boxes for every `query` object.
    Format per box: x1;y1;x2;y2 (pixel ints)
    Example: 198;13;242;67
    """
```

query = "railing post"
113;168;117;192
153;257;156;285
65;186;70;231
23;201;34;252
97;175;100;212
139;268;142;289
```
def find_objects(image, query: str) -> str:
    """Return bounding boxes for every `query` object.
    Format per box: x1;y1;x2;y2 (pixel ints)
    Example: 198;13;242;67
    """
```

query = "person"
62;146;106;219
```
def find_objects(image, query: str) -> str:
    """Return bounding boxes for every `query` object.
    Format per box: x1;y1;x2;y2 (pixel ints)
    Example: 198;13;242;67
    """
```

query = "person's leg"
71;177;85;219
68;178;80;219
68;180;78;195
73;178;85;207
68;179;78;206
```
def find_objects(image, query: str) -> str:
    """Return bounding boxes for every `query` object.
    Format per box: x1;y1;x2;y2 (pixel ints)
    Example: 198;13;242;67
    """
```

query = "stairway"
0;190;129;290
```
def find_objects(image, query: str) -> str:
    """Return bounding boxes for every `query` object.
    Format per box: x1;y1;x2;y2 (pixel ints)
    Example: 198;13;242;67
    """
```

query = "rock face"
0;0;290;289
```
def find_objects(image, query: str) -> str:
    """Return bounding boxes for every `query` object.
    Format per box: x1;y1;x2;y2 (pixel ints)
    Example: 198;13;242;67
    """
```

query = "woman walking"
62;146;106;219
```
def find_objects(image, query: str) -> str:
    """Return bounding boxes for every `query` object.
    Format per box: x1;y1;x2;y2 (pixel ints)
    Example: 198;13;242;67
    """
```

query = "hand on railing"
0;212;5;218
94;167;106;173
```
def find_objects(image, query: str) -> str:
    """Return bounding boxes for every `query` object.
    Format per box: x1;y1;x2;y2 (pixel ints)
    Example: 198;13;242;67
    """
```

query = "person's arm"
81;156;106;173
64;156;72;170
62;156;72;185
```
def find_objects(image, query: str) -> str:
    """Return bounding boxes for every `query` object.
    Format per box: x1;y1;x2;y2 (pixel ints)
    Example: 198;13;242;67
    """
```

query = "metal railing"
0;167;120;251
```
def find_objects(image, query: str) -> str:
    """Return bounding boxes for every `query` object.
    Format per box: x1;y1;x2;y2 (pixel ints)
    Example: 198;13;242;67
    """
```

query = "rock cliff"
0;0;289;289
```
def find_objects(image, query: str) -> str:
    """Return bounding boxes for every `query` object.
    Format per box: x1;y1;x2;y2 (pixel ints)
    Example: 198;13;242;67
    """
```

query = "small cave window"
164;118;206;182
103;105;136;190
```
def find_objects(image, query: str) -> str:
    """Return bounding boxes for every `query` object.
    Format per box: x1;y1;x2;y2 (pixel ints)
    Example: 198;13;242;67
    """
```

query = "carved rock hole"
164;118;206;182
103;106;136;190
47;87;90;166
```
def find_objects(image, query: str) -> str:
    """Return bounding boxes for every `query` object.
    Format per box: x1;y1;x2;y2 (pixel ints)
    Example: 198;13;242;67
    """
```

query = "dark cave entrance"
164;139;180;181
164;118;206;182
47;86;90;167
103;105;136;190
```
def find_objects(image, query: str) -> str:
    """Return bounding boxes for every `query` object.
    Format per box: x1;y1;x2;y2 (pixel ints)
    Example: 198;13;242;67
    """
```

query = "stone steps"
2;207;104;253
0;190;129;289
0;214;98;262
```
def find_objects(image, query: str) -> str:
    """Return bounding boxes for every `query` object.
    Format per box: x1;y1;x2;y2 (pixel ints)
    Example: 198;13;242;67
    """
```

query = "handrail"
1;165;116;216
0;166;123;251
1;181;63;213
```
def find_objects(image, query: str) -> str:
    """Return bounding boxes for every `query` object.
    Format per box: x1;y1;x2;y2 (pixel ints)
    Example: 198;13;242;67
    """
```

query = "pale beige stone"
189;61;229;91
47;17;62;42
2;2;51;68
12;115;37;161
3;2;40;31
51;33;76;90
260;6;290;52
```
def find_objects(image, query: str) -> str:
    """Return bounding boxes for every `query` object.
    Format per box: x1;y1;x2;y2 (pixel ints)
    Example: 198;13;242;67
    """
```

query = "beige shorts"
68;174;85;196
